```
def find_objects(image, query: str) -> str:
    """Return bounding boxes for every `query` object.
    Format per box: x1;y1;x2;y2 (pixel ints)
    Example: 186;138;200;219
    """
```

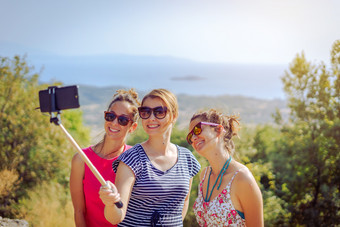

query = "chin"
196;146;208;155
194;146;203;154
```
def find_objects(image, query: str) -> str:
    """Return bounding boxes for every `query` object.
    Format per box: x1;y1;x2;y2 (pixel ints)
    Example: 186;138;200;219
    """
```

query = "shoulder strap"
227;168;248;189
202;166;210;182
198;167;210;193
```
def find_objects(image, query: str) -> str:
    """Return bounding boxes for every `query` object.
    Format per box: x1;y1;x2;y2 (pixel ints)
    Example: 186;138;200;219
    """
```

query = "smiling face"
140;97;173;136
104;101;137;142
188;118;220;154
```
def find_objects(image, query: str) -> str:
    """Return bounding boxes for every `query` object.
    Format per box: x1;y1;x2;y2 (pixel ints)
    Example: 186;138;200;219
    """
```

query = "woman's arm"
99;162;135;225
182;178;193;220
235;169;264;227
70;153;86;227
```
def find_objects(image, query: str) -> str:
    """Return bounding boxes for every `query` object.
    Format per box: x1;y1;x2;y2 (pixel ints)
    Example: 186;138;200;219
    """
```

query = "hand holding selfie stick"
40;86;123;209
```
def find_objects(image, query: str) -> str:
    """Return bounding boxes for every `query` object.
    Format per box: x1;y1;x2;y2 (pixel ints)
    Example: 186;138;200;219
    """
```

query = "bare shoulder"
232;163;259;192
71;153;85;171
71;153;84;167
70;153;85;184
231;162;264;226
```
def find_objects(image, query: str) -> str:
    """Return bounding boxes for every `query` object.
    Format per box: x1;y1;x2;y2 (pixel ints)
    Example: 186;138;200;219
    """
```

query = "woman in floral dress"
187;109;263;227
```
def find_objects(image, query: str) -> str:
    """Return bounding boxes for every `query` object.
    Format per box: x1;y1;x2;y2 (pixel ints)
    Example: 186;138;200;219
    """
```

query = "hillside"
77;85;288;136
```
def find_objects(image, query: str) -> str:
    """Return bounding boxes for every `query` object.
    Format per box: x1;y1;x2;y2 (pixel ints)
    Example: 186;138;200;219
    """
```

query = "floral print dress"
193;168;246;227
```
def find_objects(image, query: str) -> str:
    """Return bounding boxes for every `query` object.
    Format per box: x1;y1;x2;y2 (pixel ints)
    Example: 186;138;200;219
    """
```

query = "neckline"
205;157;232;202
138;143;180;174
90;145;126;161
201;168;240;203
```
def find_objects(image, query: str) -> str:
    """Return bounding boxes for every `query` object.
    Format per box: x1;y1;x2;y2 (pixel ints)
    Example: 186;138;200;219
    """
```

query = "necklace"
94;144;124;159
204;156;232;202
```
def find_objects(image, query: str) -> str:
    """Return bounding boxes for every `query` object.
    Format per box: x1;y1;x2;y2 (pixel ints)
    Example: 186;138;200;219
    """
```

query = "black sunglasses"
186;122;220;145
138;106;168;119
104;111;132;126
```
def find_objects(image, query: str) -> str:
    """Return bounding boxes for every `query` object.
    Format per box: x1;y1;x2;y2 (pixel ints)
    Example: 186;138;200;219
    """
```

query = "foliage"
0;169;21;217
18;181;74;227
0;55;90;219
272;40;340;226
244;125;290;226
62;109;91;148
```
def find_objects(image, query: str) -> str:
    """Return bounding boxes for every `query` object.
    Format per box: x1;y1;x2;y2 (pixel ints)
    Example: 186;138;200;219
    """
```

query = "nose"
148;112;157;120
111;117;120;125
191;133;199;143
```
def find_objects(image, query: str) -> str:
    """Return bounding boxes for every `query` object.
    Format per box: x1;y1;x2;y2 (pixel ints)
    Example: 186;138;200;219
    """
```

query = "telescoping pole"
43;86;122;208
58;123;123;208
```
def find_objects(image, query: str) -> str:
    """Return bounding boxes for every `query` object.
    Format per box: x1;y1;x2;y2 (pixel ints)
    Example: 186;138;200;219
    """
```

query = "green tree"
272;40;340;226
0;56;90;218
245;125;290;226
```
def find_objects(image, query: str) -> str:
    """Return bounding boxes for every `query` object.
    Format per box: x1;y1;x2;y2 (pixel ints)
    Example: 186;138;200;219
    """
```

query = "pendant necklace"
204;156;232;202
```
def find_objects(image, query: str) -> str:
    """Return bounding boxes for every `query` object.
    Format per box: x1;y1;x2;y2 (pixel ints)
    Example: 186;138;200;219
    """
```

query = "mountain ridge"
77;85;288;135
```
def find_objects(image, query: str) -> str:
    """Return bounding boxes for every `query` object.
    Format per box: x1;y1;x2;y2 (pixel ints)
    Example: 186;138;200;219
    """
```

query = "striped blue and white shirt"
112;143;201;227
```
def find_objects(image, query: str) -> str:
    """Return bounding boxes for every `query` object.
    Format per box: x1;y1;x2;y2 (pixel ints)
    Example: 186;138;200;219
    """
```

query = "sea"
25;54;288;100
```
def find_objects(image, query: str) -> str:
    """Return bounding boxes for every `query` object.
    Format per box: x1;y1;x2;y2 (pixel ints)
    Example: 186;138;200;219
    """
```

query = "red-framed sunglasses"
104;111;132;126
186;122;220;145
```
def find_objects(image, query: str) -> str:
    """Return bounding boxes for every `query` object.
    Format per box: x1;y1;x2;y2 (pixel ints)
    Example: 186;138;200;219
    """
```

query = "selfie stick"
47;87;123;209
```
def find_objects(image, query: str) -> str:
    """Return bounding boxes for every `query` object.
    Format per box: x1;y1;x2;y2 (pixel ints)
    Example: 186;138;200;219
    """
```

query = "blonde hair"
141;88;178;122
190;109;240;155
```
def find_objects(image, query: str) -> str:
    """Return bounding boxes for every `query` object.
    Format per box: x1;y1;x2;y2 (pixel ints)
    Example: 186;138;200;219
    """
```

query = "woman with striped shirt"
99;88;201;226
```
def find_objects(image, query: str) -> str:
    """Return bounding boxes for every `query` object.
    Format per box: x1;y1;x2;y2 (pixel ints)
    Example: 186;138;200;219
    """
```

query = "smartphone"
39;85;80;112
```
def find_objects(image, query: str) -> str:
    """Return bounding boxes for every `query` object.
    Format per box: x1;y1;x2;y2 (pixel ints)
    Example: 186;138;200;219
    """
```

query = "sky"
1;0;339;64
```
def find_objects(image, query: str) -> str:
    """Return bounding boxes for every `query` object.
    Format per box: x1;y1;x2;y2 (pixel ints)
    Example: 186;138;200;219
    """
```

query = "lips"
108;127;119;133
147;124;159;129
194;140;204;149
